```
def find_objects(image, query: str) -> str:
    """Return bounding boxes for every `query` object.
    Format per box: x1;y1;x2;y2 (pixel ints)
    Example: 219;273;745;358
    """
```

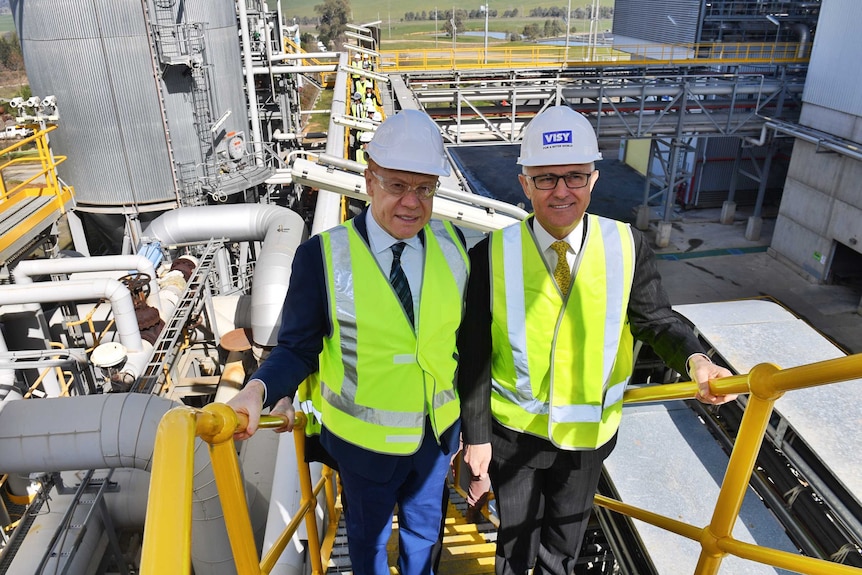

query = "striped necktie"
551;240;571;297
389;242;414;325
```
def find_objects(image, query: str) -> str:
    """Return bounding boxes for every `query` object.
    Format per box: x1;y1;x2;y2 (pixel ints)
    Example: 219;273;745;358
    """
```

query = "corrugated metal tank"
11;0;249;211
612;0;700;45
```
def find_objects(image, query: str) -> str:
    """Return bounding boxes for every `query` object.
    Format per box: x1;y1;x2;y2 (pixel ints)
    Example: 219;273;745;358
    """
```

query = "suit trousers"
338;430;452;575
489;439;609;575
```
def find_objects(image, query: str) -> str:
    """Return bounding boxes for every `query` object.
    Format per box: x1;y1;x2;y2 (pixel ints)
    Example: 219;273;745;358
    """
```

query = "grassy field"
0;14;15;35
275;0;613;23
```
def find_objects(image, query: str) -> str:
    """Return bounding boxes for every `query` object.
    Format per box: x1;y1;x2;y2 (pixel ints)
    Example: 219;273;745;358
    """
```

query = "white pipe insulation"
0;331;21;402
142;204;307;347
0;394;239;575
0;279;143;352
13;254;163;314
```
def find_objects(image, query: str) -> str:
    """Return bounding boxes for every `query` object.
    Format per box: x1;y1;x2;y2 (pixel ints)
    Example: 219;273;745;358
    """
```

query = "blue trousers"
338;430;452;575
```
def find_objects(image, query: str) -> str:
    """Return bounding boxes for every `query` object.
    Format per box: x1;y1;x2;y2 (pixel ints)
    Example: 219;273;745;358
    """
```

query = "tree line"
405;5;613;22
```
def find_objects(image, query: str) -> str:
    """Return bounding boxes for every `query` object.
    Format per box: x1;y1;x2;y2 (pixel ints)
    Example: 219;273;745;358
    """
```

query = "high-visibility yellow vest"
318;219;469;455
489;214;635;450
297;372;322;436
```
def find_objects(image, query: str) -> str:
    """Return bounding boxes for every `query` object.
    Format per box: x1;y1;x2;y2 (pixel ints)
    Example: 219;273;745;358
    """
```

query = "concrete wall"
771;105;862;282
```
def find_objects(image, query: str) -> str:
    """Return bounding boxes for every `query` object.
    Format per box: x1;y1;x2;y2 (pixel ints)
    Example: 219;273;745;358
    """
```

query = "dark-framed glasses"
524;171;594;190
370;170;440;200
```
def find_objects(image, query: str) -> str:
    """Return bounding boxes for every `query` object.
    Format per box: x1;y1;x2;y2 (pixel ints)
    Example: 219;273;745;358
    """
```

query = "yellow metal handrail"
0;124;74;257
596;353;862;575
379;41;808;72
142;354;861;574
140;405;339;574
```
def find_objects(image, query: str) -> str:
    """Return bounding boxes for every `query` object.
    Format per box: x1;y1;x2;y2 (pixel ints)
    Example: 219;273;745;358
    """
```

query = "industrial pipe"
142;204;307;347
0;332;21;402
0;394;238;575
13;254;162;315
0;279;143;352
250;65;338;74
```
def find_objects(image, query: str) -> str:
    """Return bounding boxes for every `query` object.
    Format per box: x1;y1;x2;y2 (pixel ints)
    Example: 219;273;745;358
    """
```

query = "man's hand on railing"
269;396;295;433
227;379;265;440
689;354;737;405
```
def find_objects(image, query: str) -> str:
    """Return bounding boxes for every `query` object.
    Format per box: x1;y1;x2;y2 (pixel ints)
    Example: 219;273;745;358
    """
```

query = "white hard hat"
518;106;602;166
358;131;374;143
354;53;362;60
365;110;450;176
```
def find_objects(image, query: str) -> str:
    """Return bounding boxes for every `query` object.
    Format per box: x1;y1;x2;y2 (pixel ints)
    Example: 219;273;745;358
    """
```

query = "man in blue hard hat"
228;109;468;575
457;105;736;575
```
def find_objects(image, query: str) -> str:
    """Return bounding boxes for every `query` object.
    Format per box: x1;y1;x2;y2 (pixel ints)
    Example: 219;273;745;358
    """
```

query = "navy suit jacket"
251;209;462;481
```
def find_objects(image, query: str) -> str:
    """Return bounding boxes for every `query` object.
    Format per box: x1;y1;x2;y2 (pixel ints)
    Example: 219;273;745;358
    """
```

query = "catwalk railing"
140;352;862;574
379;41;808;72
0;125;74;261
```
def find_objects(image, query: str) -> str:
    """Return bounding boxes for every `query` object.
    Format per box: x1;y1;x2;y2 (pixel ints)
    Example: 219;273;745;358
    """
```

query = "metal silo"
11;0;252;212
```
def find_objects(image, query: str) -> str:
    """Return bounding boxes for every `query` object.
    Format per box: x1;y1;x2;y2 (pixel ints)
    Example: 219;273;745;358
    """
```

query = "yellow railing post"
199;403;261;574
610;354;862;575
140;407;196;575
259;412;325;575
696;363;781;573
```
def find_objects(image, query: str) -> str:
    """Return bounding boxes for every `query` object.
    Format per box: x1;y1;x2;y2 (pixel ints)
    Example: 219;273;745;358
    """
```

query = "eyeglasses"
369;170;439;200
524;171;594;190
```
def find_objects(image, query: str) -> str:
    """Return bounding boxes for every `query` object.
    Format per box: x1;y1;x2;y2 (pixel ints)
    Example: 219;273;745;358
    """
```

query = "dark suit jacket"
456;215;705;466
251;209;462;481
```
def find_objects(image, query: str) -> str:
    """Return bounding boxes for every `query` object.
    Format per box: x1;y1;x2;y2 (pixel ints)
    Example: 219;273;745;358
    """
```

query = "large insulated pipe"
142;204;306;347
0;394;237;575
13;254;162;314
0;331;22;402
0;279;143;352
311;51;350;236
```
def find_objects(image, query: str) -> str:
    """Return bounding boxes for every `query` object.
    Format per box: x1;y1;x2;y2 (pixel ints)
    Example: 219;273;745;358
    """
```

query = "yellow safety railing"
379;41;808;72
0;125;74;256
284;37;336;87
140;405;340;575
597;353;862;575
141;354;861;574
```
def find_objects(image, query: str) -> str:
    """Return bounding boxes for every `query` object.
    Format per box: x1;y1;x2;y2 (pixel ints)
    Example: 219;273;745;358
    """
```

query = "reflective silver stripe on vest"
326;226;359;401
492;224;549;415
321;379;425;429
428;220;465;412
551;217;631;423
597;217;627;395
433;385;457;411
429;220;468;295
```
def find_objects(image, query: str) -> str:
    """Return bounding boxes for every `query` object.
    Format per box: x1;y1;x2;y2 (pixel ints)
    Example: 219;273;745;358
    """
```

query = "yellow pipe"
140;407;196;575
593;494;702;542
623;373;749;403
769;353;862;395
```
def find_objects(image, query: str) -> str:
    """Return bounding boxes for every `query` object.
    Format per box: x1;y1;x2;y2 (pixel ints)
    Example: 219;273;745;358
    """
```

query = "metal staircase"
133;241;219;394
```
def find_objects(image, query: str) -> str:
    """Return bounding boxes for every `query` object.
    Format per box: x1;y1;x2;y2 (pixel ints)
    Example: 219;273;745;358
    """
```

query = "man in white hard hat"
228;109;468;575
457;105;735;575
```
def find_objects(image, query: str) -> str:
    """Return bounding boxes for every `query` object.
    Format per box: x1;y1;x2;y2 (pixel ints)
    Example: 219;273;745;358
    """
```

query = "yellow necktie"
551;240;571;296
